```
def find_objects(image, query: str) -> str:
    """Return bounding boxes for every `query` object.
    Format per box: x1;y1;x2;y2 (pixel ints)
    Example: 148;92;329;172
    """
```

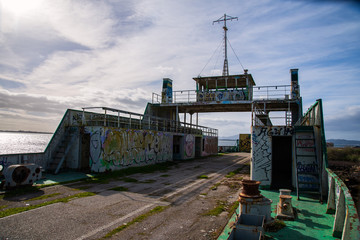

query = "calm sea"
218;139;237;147
0;132;52;155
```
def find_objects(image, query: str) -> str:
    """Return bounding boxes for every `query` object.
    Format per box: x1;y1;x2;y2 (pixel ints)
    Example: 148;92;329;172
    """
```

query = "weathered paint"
251;126;293;186
218;189;339;240
202;136;218;156
326;168;360;240
0;153;45;171
85;127;173;172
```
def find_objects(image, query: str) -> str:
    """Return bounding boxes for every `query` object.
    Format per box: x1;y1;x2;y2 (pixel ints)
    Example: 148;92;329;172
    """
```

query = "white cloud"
0;0;359;139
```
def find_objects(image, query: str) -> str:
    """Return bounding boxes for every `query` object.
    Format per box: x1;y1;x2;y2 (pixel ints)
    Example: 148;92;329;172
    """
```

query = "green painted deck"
261;189;336;240
35;172;95;185
219;189;337;240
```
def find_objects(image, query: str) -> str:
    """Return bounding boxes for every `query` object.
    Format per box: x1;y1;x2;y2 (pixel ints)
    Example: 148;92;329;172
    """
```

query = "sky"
0;0;359;140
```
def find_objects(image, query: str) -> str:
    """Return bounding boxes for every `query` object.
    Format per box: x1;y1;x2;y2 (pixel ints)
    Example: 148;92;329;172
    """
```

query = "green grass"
197;175;209;179
85;161;176;184
102;205;169;239
0;205;8;210
110;186;128;191
140;179;156;184
25;193;61;202
327;147;360;163
228;200;239;217
3;185;42;199
122;177;138;183
211;182;221;190
225;166;246;178
204;201;226;216
71;186;91;191
0;192;96;218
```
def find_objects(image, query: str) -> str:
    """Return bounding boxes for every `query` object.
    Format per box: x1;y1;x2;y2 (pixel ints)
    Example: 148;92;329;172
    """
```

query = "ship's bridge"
149;69;302;127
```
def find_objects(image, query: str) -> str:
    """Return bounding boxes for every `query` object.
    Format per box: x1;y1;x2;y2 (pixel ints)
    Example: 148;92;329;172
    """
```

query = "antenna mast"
213;14;238;76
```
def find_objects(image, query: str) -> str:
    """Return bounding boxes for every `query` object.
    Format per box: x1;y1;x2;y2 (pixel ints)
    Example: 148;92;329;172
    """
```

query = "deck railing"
81;107;218;137
152;85;292;104
326;168;360;239
304;99;360;239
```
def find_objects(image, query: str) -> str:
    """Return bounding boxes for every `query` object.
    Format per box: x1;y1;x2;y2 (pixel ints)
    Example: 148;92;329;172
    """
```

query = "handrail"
81;107;218;137
152;85;292;104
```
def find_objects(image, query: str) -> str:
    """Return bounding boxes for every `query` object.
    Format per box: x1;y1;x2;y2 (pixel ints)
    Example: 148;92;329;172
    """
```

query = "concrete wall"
0;153;46;170
202;136;218;156
85;127;173;172
251;126;293;186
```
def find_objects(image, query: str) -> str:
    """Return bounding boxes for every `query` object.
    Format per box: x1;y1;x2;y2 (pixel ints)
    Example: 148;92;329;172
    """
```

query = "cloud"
325;105;360;132
0;0;359;140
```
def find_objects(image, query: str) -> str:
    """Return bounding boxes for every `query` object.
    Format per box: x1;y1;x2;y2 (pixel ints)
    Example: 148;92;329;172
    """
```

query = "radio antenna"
213;14;238;76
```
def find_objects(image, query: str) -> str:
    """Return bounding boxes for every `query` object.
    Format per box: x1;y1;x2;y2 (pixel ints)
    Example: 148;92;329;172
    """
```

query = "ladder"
294;126;323;202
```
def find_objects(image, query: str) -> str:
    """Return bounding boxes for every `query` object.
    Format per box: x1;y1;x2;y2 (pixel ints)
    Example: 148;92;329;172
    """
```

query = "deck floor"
261;189;336;240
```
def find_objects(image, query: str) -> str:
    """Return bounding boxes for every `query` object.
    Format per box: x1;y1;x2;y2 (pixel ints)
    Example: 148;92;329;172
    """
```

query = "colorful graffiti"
239;134;251;152
251;126;293;185
86;127;172;172
161;78;173;103
197;89;248;103
184;134;195;158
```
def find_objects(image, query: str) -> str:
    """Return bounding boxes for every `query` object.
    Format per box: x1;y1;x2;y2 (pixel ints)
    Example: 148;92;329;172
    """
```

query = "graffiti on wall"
203;137;218;155
239;134;251;152
184;134;195;158
251;126;293;184
86;127;172;172
0;156;11;169
197;89;248;103
296;132;319;190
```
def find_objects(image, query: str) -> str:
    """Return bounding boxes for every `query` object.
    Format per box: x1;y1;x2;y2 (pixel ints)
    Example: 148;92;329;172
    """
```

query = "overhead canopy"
193;74;256;90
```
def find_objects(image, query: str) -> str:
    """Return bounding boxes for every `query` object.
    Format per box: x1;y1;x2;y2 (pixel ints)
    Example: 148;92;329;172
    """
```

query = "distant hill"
327;139;360;148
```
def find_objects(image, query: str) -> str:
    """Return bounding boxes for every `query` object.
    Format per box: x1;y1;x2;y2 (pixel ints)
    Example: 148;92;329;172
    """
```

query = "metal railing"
252;85;291;100
152;85;292;104
81;107;218;137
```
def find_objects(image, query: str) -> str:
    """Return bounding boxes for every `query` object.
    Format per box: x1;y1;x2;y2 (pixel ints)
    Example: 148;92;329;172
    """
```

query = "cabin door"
271;136;292;189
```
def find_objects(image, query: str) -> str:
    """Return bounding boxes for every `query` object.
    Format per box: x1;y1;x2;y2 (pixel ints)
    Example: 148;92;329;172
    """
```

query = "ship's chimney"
290;69;300;99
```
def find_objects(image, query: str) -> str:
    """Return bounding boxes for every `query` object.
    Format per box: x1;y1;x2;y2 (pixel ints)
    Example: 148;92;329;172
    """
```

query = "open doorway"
195;137;202;157
173;135;183;160
80;133;90;171
271;136;292;189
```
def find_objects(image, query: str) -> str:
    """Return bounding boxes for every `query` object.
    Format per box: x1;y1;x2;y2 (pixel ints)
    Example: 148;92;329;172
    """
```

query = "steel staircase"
294;126;323;202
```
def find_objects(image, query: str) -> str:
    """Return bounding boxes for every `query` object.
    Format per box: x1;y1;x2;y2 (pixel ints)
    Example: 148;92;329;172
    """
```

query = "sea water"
0;132;52;155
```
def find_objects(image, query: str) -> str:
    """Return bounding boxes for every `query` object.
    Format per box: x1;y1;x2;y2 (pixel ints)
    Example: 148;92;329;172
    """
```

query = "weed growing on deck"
25;193;61;202
0;192;96;218
204;201;226;216
86;161;176;184
102;205;169;239
197;175;209;179
122;177;138;183
110;186;128;191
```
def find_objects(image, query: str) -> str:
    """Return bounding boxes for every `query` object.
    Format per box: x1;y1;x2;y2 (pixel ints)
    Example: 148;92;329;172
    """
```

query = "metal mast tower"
213;14;238;76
